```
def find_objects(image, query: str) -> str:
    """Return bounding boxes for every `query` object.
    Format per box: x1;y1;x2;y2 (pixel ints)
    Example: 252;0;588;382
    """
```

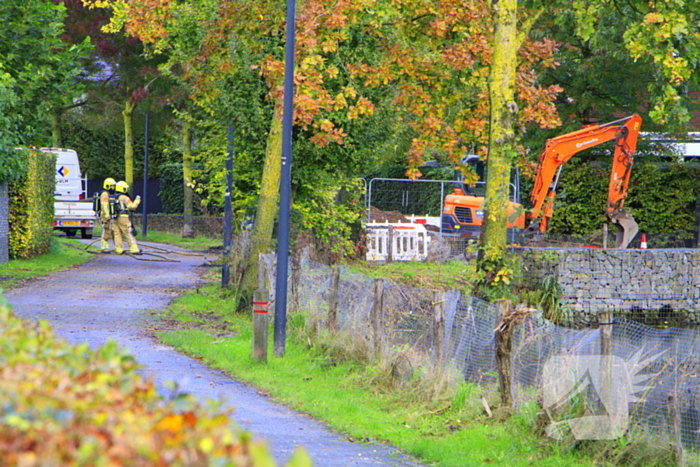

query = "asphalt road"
3;241;422;467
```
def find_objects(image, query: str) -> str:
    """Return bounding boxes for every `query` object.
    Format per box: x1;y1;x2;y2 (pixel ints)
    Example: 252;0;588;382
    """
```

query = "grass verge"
155;279;604;467
0;237;93;290
349;258;475;293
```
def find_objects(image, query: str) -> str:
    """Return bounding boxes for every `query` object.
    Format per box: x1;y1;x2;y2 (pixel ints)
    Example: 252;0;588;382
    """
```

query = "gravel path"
3;241;421;467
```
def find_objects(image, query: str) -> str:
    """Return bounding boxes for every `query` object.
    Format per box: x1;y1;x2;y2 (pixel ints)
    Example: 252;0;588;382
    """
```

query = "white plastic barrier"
365;221;431;262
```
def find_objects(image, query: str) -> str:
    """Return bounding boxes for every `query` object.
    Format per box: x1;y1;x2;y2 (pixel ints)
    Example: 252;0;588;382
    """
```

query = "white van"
40;148;96;239
45;148;84;200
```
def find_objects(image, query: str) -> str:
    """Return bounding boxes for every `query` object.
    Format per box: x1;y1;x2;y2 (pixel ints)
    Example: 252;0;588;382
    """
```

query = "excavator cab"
442;155;525;239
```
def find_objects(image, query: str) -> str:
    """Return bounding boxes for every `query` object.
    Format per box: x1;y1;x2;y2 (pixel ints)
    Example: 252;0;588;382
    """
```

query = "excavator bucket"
608;208;639;249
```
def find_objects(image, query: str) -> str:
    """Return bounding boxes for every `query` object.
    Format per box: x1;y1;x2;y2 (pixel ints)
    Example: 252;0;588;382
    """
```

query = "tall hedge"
0;74;23;183
547;157;700;237
158;163;184;214
9;149;56;259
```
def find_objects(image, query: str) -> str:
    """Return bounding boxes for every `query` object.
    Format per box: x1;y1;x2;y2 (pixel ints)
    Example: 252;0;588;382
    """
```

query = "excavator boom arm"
527;114;642;247
606;115;642;212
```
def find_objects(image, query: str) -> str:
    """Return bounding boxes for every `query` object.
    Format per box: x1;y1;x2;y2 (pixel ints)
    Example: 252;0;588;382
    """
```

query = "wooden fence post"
599;311;612;427
386;226;394;263
290;254;301;314
328;266;340;331
495;299;514;408
603;224;608;249
432;290;446;368
252;288;269;363
371;278;384;354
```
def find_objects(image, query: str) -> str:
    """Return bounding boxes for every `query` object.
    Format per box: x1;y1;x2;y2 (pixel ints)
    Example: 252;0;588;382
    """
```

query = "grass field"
155;280;618;467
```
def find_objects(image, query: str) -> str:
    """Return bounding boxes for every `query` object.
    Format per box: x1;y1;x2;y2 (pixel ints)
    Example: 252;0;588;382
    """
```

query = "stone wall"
517;247;700;327
131;214;224;239
0;182;8;263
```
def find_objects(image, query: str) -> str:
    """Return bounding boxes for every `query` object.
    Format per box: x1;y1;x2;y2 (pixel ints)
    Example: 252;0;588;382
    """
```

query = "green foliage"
546;157;700;236
159;163;184;214
8;149;56;259
627;160;700;236
473;248;522;303
535;8;652;133
294;178;366;256
567;1;700;132
0;0;90;145
60;119;132;180
520;275;565;323
0;303;297;466
544;158;609;235
0;72;23;182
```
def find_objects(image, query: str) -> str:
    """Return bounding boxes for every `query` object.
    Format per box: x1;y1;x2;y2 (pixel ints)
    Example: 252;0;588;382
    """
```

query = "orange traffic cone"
640;233;648;249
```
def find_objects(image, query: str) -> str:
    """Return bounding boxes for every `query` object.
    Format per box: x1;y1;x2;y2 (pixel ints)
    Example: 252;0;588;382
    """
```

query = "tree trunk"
182;119;194;238
479;0;518;283
236;111;283;309
122;99;136;194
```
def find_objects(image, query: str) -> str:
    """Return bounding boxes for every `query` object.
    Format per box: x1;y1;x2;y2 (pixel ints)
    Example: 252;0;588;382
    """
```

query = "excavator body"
441;155;525;240
442;114;643;248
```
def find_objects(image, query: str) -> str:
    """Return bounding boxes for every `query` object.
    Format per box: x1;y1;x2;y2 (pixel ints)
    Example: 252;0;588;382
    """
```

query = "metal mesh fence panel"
262;252;700;451
445;296;499;385
366;178;458;218
512;315;700;450
380;281;435;353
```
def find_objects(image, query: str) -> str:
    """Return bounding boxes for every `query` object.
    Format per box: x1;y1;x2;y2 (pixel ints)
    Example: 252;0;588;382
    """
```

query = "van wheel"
81;228;93;239
65;229;77;238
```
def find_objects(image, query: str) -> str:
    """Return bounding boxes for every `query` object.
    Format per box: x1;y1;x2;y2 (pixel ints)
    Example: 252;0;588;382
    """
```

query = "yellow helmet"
115;181;129;193
103;178;116;190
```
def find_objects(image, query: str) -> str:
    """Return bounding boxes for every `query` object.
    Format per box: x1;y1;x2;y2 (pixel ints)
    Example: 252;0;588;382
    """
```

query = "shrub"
8;149;55;259
0;303;306;466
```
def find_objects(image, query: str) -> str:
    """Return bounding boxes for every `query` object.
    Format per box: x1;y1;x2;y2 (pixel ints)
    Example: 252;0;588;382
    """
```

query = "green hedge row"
547;158;700;237
8;149;55;259
159;163;184;215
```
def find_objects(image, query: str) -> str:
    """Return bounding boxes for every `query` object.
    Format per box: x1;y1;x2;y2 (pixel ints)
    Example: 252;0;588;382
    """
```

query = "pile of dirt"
368;207;440;232
368;206;412;224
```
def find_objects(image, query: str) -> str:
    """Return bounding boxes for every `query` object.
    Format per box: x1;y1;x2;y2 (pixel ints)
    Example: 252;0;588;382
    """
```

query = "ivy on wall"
547;157;700;237
9;149;56;259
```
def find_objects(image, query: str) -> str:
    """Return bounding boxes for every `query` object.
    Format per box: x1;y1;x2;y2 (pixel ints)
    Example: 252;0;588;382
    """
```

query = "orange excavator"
441;114;642;248
527;113;642;248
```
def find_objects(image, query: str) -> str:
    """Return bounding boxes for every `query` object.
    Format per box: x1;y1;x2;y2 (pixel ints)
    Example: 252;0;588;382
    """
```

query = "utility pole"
222;124;234;287
141;112;149;237
274;0;297;357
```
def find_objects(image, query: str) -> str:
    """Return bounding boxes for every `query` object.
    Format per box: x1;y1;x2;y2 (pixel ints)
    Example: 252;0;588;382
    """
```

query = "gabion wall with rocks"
516;247;700;327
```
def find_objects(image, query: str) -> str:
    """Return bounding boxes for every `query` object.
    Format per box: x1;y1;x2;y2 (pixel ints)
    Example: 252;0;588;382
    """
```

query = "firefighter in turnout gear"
113;181;142;255
96;178;117;253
